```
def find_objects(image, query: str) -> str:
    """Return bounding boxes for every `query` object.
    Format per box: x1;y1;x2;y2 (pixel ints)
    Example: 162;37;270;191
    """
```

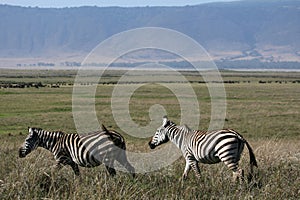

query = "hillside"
0;0;300;66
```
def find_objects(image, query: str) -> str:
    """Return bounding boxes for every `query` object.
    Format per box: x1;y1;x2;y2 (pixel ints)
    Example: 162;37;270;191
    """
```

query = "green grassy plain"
0;69;299;199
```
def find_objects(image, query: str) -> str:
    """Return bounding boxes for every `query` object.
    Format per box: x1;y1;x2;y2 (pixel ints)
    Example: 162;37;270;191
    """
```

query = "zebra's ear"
101;124;108;132
162;116;169;127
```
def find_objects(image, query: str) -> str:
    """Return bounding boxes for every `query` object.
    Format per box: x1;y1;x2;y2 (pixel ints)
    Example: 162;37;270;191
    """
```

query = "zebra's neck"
165;125;189;152
37;129;64;153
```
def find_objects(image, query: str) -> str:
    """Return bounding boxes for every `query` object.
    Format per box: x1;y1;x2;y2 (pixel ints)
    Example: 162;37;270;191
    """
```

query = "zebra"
19;124;135;178
148;116;258;182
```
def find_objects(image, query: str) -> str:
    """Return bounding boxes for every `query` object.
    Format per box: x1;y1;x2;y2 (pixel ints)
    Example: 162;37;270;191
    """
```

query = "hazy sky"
0;0;240;8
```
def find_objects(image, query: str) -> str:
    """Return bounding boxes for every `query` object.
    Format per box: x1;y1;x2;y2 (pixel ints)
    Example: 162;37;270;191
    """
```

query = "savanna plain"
0;69;299;199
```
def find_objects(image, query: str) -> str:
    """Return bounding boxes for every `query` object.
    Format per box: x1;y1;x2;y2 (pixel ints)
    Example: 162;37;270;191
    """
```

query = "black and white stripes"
19;125;135;177
149;116;257;181
19;116;258;182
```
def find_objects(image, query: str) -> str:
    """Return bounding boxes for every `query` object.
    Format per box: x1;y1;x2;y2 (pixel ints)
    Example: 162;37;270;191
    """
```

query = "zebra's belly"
77;162;101;168
193;148;221;164
74;156;102;167
73;149;117;167
198;156;221;164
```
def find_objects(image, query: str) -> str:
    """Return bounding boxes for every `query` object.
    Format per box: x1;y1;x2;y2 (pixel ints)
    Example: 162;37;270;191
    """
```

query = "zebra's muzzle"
148;141;156;149
18;148;26;158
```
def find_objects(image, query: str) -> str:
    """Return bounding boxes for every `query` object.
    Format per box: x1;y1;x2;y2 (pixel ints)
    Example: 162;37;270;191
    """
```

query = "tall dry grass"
0;134;299;199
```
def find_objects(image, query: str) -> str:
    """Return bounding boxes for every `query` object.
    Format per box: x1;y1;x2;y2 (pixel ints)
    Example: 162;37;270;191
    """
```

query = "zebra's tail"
245;140;258;182
101;124;126;150
101;124;109;132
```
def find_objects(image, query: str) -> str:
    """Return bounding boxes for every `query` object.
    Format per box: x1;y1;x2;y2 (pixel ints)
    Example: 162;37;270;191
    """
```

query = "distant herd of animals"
19;116;258;183
2;79;300;89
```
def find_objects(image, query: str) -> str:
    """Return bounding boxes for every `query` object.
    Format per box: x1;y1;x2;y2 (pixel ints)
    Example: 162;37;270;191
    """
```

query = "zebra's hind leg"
191;161;201;179
232;168;244;183
120;161;135;178
105;166;116;177
220;155;244;183
116;151;136;178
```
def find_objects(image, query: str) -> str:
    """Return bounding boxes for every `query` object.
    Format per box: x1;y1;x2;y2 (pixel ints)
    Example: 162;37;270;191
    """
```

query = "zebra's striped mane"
24;127;67;153
176;124;192;133
30;127;66;137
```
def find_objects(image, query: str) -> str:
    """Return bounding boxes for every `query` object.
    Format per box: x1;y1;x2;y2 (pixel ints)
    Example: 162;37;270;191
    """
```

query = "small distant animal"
19;124;135;177
149;116;258;182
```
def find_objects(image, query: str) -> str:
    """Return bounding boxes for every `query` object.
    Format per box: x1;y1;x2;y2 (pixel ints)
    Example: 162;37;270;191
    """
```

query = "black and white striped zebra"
149;116;258;182
19;124;135;177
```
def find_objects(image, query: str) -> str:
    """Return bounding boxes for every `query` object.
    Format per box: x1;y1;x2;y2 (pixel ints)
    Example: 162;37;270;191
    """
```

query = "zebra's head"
19;127;41;158
149;116;174;149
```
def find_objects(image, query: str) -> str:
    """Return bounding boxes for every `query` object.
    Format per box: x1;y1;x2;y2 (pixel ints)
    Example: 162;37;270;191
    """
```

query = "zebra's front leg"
182;161;191;180
116;151;136;178
183;155;201;179
45;162;62;177
56;155;80;176
70;162;80;176
55;162;63;171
